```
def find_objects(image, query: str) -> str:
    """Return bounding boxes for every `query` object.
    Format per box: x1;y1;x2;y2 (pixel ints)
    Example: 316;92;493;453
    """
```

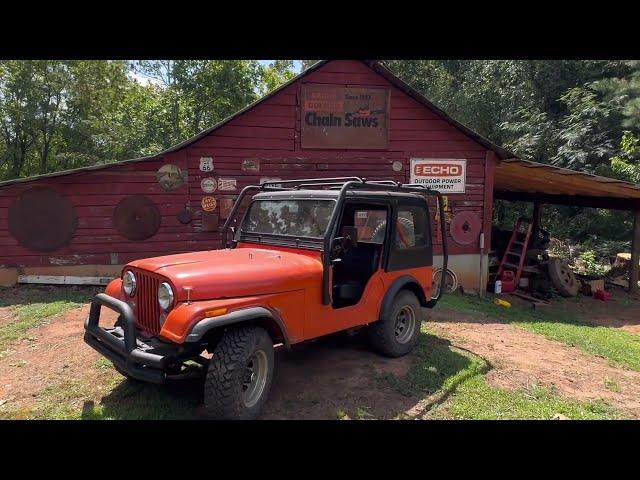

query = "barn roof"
2;60;640;211
0;60;514;188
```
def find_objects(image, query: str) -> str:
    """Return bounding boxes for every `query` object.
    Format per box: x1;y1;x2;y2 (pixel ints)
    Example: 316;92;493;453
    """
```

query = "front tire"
204;326;274;420
368;290;422;357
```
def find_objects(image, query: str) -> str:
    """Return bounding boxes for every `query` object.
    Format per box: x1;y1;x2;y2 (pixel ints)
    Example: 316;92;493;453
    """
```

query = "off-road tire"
368;290;422;357
548;257;579;297
204;326;274;420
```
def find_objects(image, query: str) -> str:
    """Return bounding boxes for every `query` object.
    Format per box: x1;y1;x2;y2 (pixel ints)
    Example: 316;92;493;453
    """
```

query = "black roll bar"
221;177;448;307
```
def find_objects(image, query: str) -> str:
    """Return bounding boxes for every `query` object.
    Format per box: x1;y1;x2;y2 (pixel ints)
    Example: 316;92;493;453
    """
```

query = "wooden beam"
531;201;543;239
495;190;640;210
631;210;640;293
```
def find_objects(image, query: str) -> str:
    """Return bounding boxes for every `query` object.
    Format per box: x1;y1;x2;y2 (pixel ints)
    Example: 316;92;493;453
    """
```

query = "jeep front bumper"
84;293;183;384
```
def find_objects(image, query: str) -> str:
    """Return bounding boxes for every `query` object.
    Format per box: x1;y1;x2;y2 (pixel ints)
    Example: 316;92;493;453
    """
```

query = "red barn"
0;60;516;290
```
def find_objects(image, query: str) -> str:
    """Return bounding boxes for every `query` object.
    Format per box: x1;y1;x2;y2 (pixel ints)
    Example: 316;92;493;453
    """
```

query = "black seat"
332;243;381;307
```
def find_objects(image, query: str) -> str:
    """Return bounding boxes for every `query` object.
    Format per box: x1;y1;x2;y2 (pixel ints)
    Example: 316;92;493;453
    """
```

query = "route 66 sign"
199;157;214;172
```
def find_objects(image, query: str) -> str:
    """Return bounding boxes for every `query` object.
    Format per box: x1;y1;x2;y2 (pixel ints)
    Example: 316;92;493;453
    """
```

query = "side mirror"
340;226;358;249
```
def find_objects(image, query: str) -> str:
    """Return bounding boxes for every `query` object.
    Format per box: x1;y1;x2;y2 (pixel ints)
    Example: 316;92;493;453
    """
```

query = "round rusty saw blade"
8;187;78;252
450;211;482;245
113;195;161;241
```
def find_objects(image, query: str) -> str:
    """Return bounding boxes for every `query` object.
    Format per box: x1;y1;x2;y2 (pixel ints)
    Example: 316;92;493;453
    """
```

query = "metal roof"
494;158;640;207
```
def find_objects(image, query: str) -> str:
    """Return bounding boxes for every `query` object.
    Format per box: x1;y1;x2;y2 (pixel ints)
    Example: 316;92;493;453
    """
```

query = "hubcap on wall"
242;350;268;408
394;306;416;344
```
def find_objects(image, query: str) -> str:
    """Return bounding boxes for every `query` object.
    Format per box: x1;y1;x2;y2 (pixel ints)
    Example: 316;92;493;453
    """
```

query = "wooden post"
631;210;640;293
531;201;543;239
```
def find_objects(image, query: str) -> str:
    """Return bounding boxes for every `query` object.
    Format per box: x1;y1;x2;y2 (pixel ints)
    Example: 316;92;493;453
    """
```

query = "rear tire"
204;326;274;420
368;290;422;357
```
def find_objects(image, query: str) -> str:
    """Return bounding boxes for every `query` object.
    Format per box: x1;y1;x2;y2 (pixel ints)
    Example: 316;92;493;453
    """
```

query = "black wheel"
368;290;422;357
204;326;274;420
548;257;579;297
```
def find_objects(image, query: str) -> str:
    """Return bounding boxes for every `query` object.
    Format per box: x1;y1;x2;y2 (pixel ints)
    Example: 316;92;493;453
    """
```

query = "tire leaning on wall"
548;257;579;297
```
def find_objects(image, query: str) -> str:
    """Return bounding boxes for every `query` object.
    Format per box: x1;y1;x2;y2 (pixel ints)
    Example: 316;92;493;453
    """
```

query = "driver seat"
332;245;380;307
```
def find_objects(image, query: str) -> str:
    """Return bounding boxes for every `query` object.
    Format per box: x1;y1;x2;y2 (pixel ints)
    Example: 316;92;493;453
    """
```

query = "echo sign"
410;159;467;193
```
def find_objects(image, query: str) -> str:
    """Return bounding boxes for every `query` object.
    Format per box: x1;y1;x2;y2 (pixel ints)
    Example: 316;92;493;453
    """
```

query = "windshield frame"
237;198;337;249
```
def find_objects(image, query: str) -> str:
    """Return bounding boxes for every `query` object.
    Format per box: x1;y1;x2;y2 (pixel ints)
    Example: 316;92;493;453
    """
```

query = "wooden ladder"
496;217;533;287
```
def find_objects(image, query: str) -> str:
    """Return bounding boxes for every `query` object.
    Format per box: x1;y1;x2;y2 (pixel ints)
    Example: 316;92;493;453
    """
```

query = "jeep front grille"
132;270;162;335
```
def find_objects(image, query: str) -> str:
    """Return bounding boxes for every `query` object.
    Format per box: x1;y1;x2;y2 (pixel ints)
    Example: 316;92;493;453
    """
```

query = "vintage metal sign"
199;157;214;172
301;85;389;149
242;159;260;173
219;197;236;219
201;177;217;193
410;159;467;193
201;196;217;212
156;164;186;190
218;178;237;191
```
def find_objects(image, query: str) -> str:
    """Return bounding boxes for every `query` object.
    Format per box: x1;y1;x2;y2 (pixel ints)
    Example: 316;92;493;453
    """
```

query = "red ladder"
496;217;533;288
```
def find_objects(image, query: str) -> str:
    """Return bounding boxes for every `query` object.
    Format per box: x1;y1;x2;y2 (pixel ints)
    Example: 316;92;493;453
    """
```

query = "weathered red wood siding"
0;60;490;270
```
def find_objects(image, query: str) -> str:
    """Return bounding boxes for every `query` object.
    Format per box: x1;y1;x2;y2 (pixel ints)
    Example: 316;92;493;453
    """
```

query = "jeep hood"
127;248;323;301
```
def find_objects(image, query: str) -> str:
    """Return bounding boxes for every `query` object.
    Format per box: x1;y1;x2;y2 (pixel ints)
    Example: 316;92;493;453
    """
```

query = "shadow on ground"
83;330;477;420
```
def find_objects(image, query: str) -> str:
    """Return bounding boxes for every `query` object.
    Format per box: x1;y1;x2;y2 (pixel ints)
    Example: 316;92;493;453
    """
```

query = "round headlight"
123;271;136;296
158;282;174;311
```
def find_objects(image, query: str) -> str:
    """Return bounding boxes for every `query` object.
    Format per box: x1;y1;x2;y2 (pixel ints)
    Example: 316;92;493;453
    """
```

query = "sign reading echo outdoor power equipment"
410;159;467;193
301;85;389;149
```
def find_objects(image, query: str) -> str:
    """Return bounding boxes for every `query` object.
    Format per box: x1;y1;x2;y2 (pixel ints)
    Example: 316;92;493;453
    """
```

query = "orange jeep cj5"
85;177;448;419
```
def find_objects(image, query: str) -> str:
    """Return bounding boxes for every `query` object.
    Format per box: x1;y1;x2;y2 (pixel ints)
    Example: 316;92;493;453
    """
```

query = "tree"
260;60;297;94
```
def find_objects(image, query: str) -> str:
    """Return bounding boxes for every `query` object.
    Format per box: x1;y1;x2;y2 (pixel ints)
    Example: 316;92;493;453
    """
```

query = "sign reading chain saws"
410;159;467;193
301;85;389;149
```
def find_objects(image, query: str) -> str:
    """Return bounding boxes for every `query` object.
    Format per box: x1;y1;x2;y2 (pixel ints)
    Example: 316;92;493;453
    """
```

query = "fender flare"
185;306;290;348
379;275;429;321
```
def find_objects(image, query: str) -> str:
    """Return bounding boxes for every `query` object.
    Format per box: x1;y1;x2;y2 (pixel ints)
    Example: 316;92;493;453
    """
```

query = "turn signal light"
205;307;228;318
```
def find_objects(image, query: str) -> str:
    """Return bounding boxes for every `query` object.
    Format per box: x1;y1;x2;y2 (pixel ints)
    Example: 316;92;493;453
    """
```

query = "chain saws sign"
410;159;467;193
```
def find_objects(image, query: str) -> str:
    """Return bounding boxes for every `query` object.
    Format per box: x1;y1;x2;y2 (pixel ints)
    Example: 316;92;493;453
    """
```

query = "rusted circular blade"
8;187;78;252
450;211;482;245
113;195;161;241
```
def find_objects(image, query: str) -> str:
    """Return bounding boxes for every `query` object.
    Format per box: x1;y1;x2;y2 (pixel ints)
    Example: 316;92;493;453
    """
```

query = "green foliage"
0;60;270;181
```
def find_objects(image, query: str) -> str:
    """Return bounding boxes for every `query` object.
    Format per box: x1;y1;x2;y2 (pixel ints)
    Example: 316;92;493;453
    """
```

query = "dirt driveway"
1;290;640;419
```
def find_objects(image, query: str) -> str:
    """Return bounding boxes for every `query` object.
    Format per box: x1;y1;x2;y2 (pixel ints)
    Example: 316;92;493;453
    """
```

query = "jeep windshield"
241;199;335;239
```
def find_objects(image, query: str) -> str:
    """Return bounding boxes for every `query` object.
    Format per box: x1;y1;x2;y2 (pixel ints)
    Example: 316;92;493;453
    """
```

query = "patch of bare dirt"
429;308;640;418
0;306;117;413
261;336;418;419
0;303;423;419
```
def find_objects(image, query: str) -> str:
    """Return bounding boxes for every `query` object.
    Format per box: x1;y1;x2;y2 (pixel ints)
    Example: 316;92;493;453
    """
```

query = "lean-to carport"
493;158;640;292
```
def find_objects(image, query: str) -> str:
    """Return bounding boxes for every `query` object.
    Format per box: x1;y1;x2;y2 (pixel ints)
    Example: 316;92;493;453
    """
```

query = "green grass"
430;375;619;420
375;326;620;420
0;369;202;420
440;293;640;372
0;285;99;349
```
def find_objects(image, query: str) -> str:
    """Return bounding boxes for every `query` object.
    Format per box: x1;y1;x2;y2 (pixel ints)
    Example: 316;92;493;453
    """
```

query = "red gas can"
501;271;517;293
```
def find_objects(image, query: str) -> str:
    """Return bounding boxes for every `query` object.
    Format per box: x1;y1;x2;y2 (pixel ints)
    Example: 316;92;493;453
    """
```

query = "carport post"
531;201;543;239
631;210;640;293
